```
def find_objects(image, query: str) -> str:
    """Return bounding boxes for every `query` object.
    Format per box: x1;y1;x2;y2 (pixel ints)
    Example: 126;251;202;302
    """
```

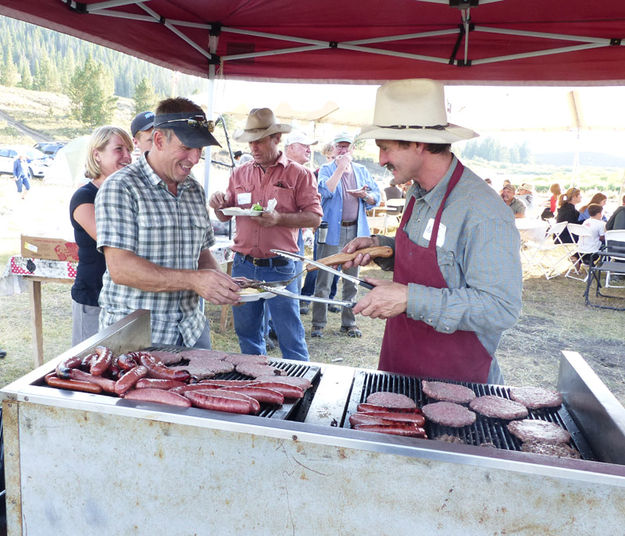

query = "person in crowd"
70;126;133;345
541;182;561;220
606;194;625;231
342;78;522;384
311;132;381;339
578;192;607;222
516;183;534;210
13;153;30;199
578;203;606;266
209;108;323;360
96;97;241;348
556;187;582;243
500;183;526;218
384;178;404;200
130;110;155;155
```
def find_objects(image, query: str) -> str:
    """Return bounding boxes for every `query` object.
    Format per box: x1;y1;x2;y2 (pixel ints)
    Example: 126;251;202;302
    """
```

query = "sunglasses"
155;116;215;132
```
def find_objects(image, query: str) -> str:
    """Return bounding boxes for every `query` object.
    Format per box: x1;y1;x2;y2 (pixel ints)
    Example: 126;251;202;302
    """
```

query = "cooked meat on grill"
235;362;284;378
507;419;571;444
434;434;466;444
178;349;230;362
508;386;563;410
146;350;182;365
349;412;426;427
365;391;416;409
171;357;234;379
421;380;476;404
422;401;477;428
469;395;528;420
222;353;269;366
520;440;581;459
253;375;312;390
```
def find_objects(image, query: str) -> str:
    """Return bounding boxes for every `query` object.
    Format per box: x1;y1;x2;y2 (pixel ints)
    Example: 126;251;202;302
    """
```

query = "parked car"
33;141;66;158
0;145;50;178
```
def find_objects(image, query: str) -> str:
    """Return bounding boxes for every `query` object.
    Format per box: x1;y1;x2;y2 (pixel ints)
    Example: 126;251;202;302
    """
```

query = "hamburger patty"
171;357;234;379
222;353;269;366
366;391;417;409
236;362;284;378
421;380;476;404
508;386;563;409
520;440;580;459
507;419;571;444
422;401;476;428
469;395;528;420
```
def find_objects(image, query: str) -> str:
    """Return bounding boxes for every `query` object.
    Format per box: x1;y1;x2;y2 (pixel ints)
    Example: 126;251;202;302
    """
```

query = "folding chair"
604;229;625;288
565;223;596;281
521;221;570;279
584;245;625;310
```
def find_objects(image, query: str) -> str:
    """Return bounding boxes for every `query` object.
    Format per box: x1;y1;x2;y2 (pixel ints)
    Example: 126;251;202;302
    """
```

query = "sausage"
169;383;222;396
117;353;139;371
349;412;426;427
55;355;83;377
123;388;191;407
222;386;285;406
68;368;117;393
248;381;304;400
81;351;98;369
357;403;422;414
114;366;149;395
198;379;258;387
45;372;102;394
135;378;187;390
353;423;428;438
139;353;191;382
90;346;114;376
184;390;258;415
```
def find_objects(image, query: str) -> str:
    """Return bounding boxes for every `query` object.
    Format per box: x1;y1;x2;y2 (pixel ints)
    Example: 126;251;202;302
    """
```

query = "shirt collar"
413;155;459;210
139;153;192;192
250;151;288;170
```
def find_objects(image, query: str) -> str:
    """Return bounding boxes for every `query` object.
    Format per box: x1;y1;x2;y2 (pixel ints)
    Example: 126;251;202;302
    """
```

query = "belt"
239;253;289;267
341;220;357;227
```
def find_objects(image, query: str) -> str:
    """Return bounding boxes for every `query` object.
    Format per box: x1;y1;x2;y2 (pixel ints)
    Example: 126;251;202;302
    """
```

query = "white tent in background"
43;135;90;187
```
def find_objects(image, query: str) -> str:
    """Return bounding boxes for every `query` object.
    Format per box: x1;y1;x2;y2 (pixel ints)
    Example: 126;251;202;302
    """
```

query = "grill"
342;370;595;459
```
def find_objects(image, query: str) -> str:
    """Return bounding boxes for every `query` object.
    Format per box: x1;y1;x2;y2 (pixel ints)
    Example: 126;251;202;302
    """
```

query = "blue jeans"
232;253;309;361
15;175;30;193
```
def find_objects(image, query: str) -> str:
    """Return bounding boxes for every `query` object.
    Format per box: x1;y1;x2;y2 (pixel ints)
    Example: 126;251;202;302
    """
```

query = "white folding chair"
565;223;595;281
521;220;571;279
604;229;625;288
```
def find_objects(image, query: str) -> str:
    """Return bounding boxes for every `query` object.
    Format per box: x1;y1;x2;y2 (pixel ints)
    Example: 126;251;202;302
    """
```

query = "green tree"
18;58;32;89
1;53;19;87
68;56;117;126
133;77;157;114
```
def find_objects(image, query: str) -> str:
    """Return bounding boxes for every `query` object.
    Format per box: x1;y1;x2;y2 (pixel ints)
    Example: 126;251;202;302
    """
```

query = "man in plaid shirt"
96;97;241;347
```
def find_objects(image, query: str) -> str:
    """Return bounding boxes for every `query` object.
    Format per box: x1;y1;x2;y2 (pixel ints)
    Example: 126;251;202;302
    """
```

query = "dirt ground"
1;177;624;406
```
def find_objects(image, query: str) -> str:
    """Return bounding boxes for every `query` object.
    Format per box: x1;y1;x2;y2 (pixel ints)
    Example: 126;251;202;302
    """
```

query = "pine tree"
134;78;157;114
69;55;117;127
18;59;32;89
1;52;19;87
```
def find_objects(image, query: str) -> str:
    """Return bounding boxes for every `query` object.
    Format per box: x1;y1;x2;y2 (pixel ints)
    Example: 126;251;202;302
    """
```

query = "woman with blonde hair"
556;187;582;243
579;192;607;222
69;125;133;344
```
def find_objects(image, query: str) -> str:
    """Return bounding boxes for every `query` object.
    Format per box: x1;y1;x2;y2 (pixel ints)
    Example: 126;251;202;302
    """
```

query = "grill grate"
343;370;595;459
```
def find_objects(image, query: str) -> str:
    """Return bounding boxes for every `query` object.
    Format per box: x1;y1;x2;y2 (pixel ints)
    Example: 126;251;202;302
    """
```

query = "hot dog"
90;346;113;376
222;386;284;406
184;390;258;415
45;372;103;394
248;381;304;400
357;403;422;414
123;388;191;407
353;423;427;438
135;378;187;390
139;353;191;382
68;368;116;393
169;383;222;395
349;412;426;427
55;355;83;377
114;365;149;395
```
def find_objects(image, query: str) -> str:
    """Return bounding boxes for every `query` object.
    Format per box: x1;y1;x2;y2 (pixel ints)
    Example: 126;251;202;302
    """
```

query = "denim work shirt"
376;157;522;357
95;155;214;346
317;161;381;246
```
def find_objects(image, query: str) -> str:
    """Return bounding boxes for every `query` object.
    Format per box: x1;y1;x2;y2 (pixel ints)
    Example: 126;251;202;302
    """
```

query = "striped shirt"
377;156;522;357
95;155;214;346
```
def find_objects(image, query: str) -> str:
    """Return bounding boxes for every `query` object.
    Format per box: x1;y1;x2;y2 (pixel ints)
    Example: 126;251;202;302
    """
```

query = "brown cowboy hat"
234;108;291;143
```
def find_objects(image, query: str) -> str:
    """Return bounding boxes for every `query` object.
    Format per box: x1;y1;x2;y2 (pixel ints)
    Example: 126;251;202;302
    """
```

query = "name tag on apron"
237;192;251;205
423;218;446;247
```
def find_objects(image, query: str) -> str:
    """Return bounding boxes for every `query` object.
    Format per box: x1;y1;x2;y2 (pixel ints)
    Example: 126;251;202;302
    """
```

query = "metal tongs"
258;246;392;307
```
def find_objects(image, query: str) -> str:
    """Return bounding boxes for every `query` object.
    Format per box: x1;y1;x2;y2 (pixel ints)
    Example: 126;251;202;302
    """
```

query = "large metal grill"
342;370;595;460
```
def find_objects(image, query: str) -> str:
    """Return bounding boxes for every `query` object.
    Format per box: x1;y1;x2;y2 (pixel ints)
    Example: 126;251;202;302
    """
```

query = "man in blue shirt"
311;132;380;338
13;154;31;199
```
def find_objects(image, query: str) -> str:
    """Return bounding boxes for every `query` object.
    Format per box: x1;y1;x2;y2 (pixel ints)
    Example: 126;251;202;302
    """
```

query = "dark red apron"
379;161;492;383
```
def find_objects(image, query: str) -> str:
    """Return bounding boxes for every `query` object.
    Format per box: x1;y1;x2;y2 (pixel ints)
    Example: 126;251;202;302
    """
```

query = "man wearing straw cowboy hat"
209;108;323;361
343;79;522;384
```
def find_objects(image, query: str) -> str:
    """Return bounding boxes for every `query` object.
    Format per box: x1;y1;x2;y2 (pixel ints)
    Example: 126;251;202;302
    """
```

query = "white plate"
221;207;263;217
237;290;276;302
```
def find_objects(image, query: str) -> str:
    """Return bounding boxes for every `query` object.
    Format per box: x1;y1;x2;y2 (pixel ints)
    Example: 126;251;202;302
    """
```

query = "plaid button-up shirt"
95;155;214;346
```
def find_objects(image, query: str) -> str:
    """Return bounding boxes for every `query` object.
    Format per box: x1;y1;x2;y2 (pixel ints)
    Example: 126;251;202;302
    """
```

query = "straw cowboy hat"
358;79;478;144
234;108;291;142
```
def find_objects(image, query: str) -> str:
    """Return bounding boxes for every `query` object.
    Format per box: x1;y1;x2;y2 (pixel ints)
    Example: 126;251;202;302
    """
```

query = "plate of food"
237;287;276;302
221;203;264;217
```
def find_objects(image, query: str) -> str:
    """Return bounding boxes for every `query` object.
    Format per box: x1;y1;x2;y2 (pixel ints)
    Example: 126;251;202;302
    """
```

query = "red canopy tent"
1;0;625;84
